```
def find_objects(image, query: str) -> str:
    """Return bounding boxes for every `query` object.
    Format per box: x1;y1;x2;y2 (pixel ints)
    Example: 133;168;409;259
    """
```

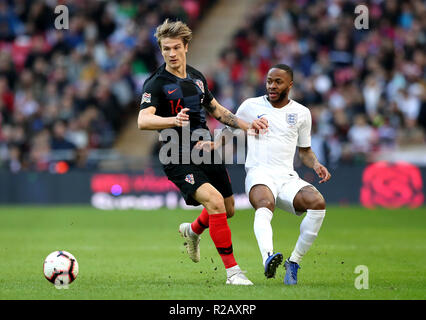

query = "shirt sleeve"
223;99;252;132
235;100;252;123
140;79;162;111
297;109;312;147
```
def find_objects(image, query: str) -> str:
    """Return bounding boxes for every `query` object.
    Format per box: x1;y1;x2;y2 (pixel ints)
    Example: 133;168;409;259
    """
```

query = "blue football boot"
264;252;283;278
284;258;301;285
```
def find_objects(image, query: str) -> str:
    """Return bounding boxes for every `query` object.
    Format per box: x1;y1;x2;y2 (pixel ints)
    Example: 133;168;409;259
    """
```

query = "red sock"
191;208;209;235
209;213;237;269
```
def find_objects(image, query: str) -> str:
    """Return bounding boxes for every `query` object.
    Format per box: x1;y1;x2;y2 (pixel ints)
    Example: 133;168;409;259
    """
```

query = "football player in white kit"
235;64;331;285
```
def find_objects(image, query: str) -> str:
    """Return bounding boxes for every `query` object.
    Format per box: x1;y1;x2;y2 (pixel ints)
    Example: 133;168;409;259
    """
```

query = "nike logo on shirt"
168;89;178;94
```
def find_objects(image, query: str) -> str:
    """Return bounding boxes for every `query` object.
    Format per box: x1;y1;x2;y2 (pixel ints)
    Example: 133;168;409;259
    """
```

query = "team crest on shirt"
195;79;204;93
185;174;195;185
286;113;298;126
141;92;151;104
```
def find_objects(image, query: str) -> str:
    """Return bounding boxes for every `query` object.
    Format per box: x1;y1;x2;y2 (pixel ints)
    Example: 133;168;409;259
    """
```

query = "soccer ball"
43;250;79;288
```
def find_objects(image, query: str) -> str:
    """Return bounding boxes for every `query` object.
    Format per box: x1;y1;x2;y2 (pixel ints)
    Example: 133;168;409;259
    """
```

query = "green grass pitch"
0;205;425;300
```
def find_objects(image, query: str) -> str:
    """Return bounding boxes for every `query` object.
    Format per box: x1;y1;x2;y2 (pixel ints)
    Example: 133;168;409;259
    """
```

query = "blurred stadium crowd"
207;0;425;167
0;0;424;173
0;0;214;172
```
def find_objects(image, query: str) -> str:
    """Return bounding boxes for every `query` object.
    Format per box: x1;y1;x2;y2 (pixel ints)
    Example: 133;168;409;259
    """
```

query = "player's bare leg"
249;184;283;278
284;186;326;285
187;194;235;234
180;195;235;261
224;196;235;219
192;183;252;285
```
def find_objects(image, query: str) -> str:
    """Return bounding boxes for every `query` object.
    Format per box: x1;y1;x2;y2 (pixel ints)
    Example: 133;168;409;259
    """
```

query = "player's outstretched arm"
137;107;190;130
194;126;236;151
204;98;268;132
298;147;331;184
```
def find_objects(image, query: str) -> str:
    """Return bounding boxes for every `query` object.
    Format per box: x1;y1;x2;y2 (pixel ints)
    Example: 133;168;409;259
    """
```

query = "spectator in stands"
51;120;76;151
209;0;425;165
0;0;214;172
0;0;424;171
348;114;378;162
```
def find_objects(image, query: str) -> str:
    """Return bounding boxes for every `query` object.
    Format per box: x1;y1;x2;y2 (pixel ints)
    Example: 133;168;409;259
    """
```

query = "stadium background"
0;0;424;209
0;0;425;301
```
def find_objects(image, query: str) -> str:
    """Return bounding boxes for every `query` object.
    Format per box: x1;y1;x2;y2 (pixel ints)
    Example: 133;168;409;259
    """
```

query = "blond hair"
154;19;192;49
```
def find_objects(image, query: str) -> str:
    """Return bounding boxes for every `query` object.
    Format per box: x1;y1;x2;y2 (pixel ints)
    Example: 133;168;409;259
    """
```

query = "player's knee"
254;198;275;212
308;195;326;210
205;194;225;213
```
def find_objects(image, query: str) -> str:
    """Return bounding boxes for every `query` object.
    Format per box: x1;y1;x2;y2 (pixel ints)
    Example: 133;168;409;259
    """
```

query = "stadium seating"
0;0;216;172
205;0;425;166
0;0;424;172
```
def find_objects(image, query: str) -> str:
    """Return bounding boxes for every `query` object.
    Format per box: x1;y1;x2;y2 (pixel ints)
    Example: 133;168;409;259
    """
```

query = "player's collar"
159;63;192;81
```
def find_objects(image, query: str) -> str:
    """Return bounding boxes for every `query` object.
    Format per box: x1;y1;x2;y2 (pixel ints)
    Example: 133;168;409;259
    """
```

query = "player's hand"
313;163;331;184
194;140;215;151
174;108;190;127
248;117;268;135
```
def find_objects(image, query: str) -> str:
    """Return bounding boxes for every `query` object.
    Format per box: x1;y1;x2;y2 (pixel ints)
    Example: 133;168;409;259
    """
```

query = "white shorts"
245;167;313;216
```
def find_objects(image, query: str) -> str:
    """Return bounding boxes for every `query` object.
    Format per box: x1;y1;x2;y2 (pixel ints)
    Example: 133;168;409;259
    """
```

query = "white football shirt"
235;95;312;174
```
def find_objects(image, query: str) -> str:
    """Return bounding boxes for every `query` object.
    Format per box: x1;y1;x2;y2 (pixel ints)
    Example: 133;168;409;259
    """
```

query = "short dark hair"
271;64;293;80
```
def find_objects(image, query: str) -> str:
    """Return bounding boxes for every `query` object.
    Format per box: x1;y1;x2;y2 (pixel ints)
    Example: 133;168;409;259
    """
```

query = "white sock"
253;207;274;266
290;209;326;264
188;225;199;238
